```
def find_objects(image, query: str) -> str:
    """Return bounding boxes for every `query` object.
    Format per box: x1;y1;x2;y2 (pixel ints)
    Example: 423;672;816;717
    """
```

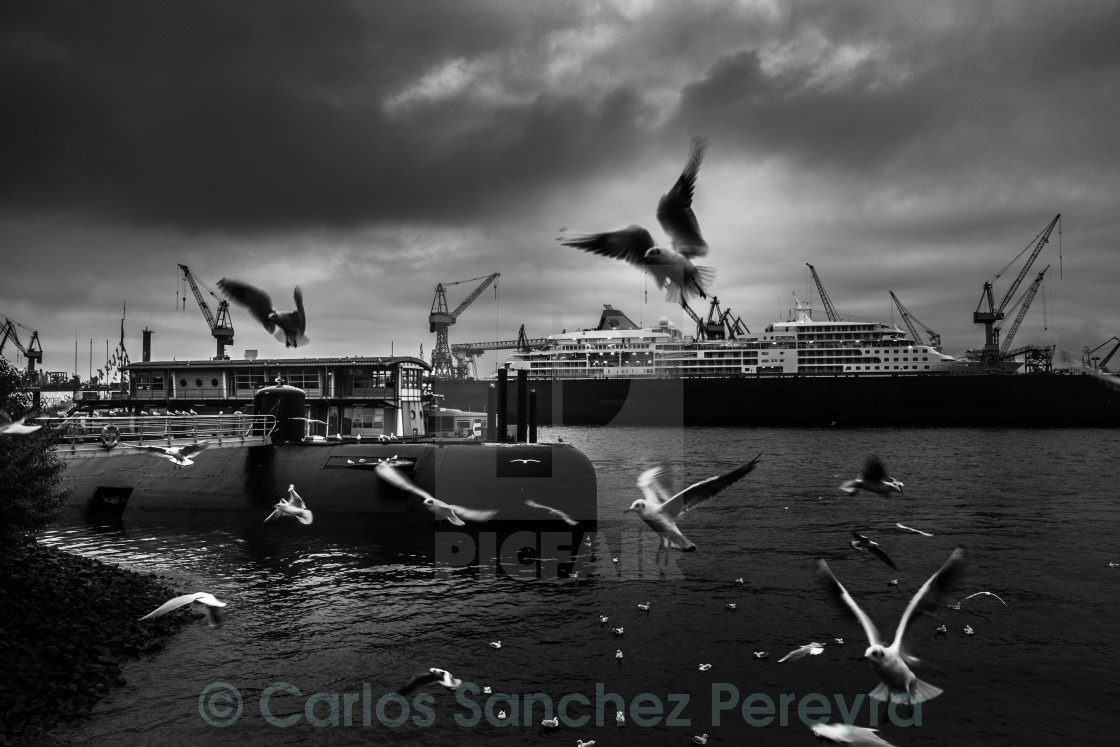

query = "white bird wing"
440;501;498;523
264;508;283;523
817;559;882;646
891;547;967;649
396;670;441;696
287;485;307;509
122;442;171;455
656;136;709;258
217;278;277;332
962;591;1008;607
140;591;225;620
525;499;577;526
559;225;656;268
777;644;813;663
662;453;761;519
375;462;435;501
177;442;210;458
292;286;306;334
636;464;674;505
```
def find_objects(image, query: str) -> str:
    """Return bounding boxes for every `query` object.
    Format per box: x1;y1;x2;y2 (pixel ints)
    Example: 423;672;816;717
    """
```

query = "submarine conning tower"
253;380;307;444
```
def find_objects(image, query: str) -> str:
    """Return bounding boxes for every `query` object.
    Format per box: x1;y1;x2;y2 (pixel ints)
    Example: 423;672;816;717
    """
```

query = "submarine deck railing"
38;414;277;455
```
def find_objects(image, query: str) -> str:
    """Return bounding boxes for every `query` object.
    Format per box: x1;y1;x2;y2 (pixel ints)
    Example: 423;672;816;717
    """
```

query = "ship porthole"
410;409;417;420
100;424;120;448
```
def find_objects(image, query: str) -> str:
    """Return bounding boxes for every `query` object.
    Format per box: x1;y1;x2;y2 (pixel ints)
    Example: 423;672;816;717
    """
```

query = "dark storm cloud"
1;0;647;230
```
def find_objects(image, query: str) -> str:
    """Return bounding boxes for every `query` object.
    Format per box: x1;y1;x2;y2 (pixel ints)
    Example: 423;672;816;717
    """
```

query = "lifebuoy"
100;424;121;448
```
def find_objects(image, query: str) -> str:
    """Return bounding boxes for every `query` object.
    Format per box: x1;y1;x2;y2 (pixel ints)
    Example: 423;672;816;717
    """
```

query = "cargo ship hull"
433;373;1120;427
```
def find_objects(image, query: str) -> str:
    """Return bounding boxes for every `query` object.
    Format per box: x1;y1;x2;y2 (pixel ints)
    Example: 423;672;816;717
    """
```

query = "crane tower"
429;273;500;378
178;264;235;360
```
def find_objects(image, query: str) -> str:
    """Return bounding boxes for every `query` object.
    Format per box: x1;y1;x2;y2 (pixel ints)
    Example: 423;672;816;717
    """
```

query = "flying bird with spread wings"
122;441;211;468
625;453;762;556
559;136;716;303
217;278;309;348
374;462;497;525
140;592;227;628
818;547;966;704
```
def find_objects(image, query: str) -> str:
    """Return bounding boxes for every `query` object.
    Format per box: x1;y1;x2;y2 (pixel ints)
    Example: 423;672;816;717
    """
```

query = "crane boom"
178;264;235;359
889;291;941;350
999;265;1049;355
806;263;840;322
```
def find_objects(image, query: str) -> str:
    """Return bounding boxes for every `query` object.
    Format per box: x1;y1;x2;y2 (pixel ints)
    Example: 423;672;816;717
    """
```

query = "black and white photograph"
2;1;1118;745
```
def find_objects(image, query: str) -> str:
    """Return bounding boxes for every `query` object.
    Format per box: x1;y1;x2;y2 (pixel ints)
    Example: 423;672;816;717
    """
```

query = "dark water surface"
40;426;1120;746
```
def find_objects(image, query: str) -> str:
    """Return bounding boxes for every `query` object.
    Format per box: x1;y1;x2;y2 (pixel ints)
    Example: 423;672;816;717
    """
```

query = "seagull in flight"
818;547;966;703
264;484;313;525
374;462;497;525
840;456;903;496
625;454;761;556
777;641;827;662
396;668;461;696
122;441;210;468
0;409;41;435
559;136;716;303
948;591;1009;609
810;722;898;746
217;278;309;348
140;592;227;628
524;499;578;526
850;530;898;571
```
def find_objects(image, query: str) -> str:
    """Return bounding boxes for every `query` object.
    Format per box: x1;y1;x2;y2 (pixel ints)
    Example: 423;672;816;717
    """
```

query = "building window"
284;371;320;390
234;373;266;390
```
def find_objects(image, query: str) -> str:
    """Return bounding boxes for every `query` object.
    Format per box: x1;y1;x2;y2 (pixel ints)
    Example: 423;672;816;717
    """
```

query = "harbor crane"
0;316;43;374
1083;337;1120;372
680;297;748;340
806;263;841;322
429;273;500;378
178;264;235;360
998;265;1049;356
889;291;942;351
973;214;1060;370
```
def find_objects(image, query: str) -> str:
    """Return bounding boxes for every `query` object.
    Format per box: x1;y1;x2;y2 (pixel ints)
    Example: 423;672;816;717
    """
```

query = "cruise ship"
432;304;1120;427
502;302;958;380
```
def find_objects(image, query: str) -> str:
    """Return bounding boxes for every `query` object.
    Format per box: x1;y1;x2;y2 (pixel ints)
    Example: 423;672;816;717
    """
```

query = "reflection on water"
40;426;1120;746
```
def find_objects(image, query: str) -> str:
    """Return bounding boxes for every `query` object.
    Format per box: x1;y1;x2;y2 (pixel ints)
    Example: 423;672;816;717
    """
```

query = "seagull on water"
541;717;559;728
396;668;461;695
559;137;716;303
612;627;624;636
140;592;227;628
625;454;762;557
0;409;41;435
840;456;903;496
964;624;975;636
577;740;596;747
753;651;769;659
691;734;709;745
616;710;625;726
699;663;712;671
777;642;827;662
122;441;211;468
217;278;309;348
818;547;966;704
264;484;313;525
850;531;898;571
810;722;898;746
637;602;651;611
489;641;502;649
375;462;497;525
524;499;578;526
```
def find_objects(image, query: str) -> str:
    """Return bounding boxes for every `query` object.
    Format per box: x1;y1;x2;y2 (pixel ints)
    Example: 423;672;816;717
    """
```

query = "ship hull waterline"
433;373;1120;427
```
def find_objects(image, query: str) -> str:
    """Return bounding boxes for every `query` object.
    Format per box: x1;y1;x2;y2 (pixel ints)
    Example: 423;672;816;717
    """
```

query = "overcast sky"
3;0;1118;379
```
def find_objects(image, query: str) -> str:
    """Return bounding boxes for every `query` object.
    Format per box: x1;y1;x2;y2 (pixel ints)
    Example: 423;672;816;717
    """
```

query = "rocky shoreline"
0;541;194;745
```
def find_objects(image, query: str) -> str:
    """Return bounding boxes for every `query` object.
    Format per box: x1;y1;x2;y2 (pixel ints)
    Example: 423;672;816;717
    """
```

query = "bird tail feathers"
870;679;942;704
